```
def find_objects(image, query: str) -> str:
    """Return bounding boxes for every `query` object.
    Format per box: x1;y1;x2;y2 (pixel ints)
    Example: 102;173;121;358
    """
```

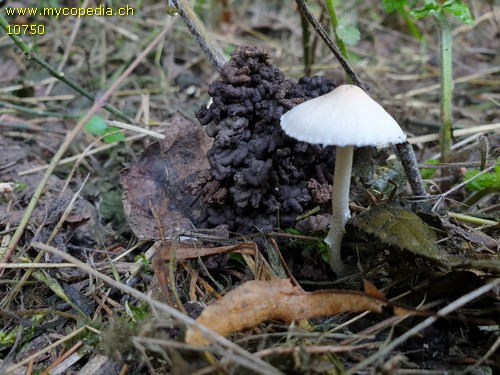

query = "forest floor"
0;1;499;374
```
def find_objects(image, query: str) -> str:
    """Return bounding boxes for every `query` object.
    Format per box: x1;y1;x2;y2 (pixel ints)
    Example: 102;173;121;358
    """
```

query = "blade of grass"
434;12;453;165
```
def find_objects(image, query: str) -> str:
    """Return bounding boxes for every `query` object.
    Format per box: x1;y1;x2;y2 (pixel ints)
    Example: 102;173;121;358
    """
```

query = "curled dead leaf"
185;279;387;345
120;112;212;239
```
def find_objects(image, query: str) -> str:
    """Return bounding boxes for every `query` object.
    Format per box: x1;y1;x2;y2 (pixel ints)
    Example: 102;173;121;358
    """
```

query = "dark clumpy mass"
192;45;337;233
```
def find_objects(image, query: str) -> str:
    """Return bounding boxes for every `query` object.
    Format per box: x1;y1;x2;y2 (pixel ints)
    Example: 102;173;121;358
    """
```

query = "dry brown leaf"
185;279;387;345
120;112;212;239
363;279;385;299
157;242;257;261
152;242;258;303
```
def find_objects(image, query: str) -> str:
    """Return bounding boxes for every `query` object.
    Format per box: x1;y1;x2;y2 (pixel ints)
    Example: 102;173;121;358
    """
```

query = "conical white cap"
280;85;406;147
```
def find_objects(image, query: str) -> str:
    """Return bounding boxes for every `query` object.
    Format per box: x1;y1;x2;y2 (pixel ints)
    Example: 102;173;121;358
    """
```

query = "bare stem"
300;12;312;76
325;146;353;275
434;12;453;164
325;0;349;60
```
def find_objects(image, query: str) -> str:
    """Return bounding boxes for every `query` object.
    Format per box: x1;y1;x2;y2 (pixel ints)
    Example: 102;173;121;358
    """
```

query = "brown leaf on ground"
363;279;385;299
439;217;498;251
156;241;257;261
151;241;258;303
121;112;212;240
185;279;387;345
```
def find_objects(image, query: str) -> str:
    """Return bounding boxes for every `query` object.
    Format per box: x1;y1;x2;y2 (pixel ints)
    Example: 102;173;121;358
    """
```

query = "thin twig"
394;66;500;99
2;176;89;308
18;134;145;176
408;122;500;144
172;0;227;72
44;0;90;96
441;163;496;199
395;142;427;197
463;335;500;373
4;325;93;374
294;0;365;89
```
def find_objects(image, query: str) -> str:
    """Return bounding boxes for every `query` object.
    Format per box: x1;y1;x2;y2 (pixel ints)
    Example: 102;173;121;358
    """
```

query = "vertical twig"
300;12;312;76
396;142;427;197
294;0;365;90
44;0;90;96
172;0;227;72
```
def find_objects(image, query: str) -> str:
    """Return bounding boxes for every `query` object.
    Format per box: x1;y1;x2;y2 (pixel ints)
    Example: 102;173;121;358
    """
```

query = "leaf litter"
0;1;499;374
120;112;212;240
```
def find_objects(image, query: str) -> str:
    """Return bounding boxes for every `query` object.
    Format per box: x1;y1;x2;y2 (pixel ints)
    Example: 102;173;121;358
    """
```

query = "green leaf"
0;330;17;345
336;24;361;46
102;127;125;143
442;0;473;25
83;114;107;136
126;301;149;321
284;227;302;235
420;159;439;179
228;252;246;266
410;3;440;19
14;182;28;193
464;167;500;192
134;254;150;267
352;204;446;263
382;0;407;13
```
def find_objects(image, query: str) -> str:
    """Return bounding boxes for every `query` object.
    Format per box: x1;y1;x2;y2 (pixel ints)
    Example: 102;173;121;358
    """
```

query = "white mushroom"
280;84;406;275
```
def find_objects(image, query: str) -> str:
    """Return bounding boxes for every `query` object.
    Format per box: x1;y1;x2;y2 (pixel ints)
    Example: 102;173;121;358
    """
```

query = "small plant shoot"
83;114;125;144
382;0;474;168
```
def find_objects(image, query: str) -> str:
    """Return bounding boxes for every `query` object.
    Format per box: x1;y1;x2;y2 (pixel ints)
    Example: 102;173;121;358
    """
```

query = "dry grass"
0;0;499;374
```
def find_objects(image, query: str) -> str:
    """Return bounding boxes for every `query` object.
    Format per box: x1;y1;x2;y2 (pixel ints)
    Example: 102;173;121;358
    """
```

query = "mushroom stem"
325;145;353;275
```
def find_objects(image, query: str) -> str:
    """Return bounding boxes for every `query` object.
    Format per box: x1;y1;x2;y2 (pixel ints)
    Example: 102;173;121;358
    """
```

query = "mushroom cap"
280;84;406;147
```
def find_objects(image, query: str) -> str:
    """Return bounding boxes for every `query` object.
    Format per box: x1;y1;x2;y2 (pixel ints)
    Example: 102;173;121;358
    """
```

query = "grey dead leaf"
352;204;447;263
120;112;212;240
